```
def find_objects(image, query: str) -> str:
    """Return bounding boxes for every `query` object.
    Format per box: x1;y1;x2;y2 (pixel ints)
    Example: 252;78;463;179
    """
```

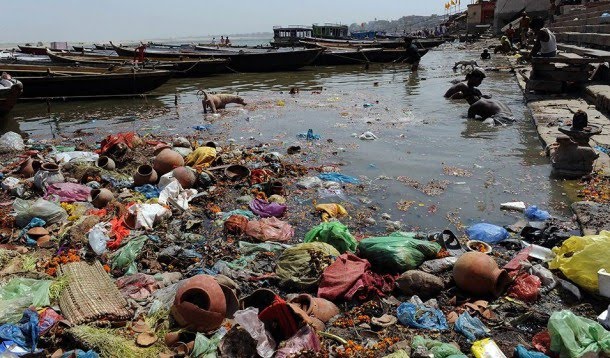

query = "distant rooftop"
273;25;312;30
313;23;348;28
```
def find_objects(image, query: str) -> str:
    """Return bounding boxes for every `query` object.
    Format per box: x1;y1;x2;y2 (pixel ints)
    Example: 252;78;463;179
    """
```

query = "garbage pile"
0;130;609;358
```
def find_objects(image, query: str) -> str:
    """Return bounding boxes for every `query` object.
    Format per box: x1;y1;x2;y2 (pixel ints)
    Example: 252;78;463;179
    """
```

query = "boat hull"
0;82;23;115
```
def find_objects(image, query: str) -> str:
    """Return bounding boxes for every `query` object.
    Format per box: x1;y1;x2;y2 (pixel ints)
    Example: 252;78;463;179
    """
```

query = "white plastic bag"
13;198;68;228
234;307;276;358
0;132;24;153
88;223;110;255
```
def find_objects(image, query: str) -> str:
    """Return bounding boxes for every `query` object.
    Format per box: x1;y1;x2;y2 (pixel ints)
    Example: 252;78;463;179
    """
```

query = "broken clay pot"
171;274;226;332
453;251;511;297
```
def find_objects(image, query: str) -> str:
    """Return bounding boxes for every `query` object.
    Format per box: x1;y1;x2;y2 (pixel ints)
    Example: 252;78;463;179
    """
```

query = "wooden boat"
312;47;383;66
94;43;114;50
18;45;59;56
368;48;429;63
0;64;172;99
300;37;446;50
46;50;230;77
113;44;323;72
0;80;23;115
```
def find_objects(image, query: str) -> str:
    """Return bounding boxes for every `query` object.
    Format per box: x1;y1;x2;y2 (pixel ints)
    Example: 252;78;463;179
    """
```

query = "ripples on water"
2;43;571;230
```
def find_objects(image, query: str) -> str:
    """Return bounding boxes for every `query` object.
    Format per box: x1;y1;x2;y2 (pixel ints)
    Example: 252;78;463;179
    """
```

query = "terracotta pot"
133;165;158;186
34;162;64;189
224;164;250;181
164;331;181;347
270;181;285;196
41;162;59;172
172;166;197;189
36;235;54;248
453;251;511;297
96;156;116;171
171;274;227;332
89;188;114;209
153;148;184;176
288;294;340;322
219;284;239;319
27;227;49;237
19;158;40;177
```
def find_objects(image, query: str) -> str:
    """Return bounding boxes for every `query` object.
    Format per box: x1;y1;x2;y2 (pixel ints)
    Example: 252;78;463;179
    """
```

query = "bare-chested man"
444;68;488;100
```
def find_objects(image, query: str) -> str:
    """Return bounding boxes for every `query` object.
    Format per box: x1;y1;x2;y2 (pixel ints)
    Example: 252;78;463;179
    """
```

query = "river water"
1;43;572;232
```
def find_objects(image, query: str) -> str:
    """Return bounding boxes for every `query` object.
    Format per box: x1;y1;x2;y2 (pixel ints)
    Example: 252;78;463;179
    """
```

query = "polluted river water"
2;43;572;232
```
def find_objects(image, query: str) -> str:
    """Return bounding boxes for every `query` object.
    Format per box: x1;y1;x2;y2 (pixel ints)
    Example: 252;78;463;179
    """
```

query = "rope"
326;52;371;64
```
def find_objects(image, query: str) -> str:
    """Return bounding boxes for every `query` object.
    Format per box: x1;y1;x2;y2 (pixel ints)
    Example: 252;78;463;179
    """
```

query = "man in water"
529;17;557;58
466;94;514;124
444;68;487;100
404;37;421;71
481;49;491;60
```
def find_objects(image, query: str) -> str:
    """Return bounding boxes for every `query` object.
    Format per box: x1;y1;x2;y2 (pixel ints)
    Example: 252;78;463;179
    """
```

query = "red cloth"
345;270;396;301
249;169;274;185
532;330;552;356
318;253;370;301
107;216;131;250
258;295;299;341
504;246;533;271
97;132;138;155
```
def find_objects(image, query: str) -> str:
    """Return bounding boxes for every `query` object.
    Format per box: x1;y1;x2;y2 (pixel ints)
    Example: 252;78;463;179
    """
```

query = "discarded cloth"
234;308;276;358
97;132;139;155
225;215;249;235
275;325;320;358
158;179;197;210
185;146;216;171
304;221;357;253
318;172;359;184
127;203;171;230
314;203;348;221
116;273;158;300
44;183;91;203
249;199;287;218
245;217;294;242
276;242;339;289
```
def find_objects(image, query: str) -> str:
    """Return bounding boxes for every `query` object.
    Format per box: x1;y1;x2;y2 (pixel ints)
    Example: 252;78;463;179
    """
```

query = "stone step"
555;3;610;22
585;85;610;123
557;43;610;58
556;32;610;49
551;24;610;34
553;14;610;28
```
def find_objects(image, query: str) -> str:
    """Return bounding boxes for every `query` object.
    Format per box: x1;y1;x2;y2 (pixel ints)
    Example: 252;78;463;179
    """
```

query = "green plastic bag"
111;235;148;274
548;231;610;293
304;221;357;253
276;242;339;289
358;232;441;272
192;330;224;358
0;278;52;323
412;335;467;358
548;310;610;358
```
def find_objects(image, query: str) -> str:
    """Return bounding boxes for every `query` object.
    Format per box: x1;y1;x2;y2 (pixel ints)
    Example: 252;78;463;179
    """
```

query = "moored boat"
46;50;230;77
0;78;23;115
0;64;172;99
112;44;323;72
18;45;54;56
311;47;383;66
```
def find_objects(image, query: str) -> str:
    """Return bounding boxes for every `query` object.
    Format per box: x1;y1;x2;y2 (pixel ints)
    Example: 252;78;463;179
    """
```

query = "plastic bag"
245;217;294;242
61;350;100;358
455;312;490;342
111;235;148;274
249;199;287;218
318;172;360;184
0;278;52;323
358;232;441;272
548;310;610;358
88;223;110;255
296;177;323;189
234;308;276;358
548;231;610;293
525;206;551;221
275;325;320;358
127;203;171;230
472;339;507;358
13;198;68;228
314;203;348;221
0;309;39;352
466;223;509;244
514;345;549;358
0;132;24;153
411;335;467;358
276;242;339;289
192;329;226;358
304;221;357;253
396;302;449;330
508;273;541;302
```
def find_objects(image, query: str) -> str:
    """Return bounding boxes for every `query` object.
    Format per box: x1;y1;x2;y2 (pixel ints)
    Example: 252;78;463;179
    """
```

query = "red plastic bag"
532;330;552;356
107;216;131;250
98;132;139;155
508;272;541;302
245;217;294;242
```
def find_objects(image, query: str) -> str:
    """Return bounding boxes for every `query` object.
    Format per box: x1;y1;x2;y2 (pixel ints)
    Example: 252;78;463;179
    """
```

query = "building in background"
494;0;550;32
467;1;497;32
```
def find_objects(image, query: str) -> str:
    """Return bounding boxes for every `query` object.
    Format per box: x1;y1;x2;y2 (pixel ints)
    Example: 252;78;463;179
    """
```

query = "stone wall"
494;0;550;32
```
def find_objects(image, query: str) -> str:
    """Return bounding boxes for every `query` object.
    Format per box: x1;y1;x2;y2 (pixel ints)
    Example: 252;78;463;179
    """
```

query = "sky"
0;0;451;43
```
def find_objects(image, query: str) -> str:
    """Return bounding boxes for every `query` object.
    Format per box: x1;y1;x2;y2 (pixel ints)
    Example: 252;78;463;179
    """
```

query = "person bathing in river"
481;49;491;60
404;37;421;71
444;68;489;100
529;17;557;58
465;93;514;124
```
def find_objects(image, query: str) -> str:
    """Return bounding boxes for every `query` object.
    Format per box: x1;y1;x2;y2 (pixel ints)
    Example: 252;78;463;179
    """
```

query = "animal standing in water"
199;90;247;113
453;60;479;70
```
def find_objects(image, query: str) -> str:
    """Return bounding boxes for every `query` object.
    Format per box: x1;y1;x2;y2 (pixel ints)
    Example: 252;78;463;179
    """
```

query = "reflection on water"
1;44;571;230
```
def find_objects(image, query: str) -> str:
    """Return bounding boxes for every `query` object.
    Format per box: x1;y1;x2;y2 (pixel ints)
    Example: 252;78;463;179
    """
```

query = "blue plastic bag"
297;129;320;141
134;184;160;199
465;223;509;244
524;206;551;221
514;345;549;358
0;309;39;352
454;312;489;342
397;302;449;330
318;173;360;184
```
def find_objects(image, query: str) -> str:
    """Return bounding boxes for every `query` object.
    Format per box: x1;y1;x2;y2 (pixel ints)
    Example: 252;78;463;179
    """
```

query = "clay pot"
34;162;64;189
36;235;54;248
172;166;197;189
224;164;250;181
89;188;114;209
219;284;239;319
288;294;340;322
171;274;227;332
270;181;285;196
136;332;158;347
41;162;59;172
19;158;40;177
164;331;181;347
96;156;116;171
153;148;184;176
453;251;511;297
27;227;49;237
133;165;158;186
